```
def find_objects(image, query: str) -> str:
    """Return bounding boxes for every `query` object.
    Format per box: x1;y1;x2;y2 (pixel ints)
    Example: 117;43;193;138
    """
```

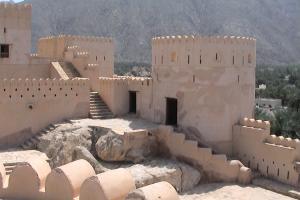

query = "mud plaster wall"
151;36;256;154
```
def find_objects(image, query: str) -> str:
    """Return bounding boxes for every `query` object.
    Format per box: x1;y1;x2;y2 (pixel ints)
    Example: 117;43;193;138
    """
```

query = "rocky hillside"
24;0;300;65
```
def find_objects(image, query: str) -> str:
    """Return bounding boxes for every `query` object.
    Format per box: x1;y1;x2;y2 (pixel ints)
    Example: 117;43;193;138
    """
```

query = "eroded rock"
128;159;201;192
95;130;158;163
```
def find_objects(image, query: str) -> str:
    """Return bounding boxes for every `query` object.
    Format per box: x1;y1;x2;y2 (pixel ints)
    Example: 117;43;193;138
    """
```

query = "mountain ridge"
24;0;300;65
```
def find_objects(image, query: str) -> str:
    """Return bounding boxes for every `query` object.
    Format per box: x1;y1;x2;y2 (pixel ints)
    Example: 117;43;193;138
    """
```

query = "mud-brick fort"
0;2;299;200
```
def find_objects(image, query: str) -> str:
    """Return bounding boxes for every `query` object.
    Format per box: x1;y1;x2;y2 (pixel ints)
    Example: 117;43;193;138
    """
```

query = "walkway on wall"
59;62;81;78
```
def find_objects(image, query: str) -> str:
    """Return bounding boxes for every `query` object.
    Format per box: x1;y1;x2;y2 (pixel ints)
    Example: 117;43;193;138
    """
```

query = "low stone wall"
0;78;90;148
0;159;179;200
97;76;153;119
155;125;252;184
233;118;300;187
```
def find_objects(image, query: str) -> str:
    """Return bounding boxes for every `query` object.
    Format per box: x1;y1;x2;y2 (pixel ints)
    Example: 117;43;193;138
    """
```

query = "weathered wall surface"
233;118;300;187
37;35;114;78
0;78;90;148
97;77;153;119
0;3;31;65
151;35;256;154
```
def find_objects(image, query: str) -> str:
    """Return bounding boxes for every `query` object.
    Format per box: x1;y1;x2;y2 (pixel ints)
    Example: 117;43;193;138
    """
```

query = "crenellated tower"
151;35;256;154
0;3;32;65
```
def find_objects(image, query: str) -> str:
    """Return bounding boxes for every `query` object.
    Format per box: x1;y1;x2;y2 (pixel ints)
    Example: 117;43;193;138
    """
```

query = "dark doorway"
0;44;9;58
129;91;137;113
166;98;178;126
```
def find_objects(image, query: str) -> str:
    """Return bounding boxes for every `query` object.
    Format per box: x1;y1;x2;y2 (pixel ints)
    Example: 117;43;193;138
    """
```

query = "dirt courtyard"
180;183;295;200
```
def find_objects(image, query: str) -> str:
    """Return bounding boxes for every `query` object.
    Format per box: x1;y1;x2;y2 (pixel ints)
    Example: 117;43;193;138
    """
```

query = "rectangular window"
0;44;9;58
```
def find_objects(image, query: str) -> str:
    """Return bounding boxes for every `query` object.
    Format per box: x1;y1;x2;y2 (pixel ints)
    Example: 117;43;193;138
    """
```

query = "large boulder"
95;130;158;163
37;123;92;167
72;146;108;174
128;159;201;192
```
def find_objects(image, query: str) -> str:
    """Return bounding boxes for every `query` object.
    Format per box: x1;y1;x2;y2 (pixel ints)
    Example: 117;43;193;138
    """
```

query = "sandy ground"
71;115;159;134
180;183;295;200
0;150;48;163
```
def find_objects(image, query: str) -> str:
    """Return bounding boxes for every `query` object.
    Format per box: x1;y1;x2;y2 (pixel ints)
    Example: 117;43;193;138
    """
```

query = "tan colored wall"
155;125;252;184
233;118;300;187
97;77;153;118
151;35;256;154
37;35;114;78
0;78;90;148
0;3;31;65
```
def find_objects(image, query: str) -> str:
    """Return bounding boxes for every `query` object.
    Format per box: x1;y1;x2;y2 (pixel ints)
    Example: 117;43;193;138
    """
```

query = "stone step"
90;114;114;119
213;154;228;162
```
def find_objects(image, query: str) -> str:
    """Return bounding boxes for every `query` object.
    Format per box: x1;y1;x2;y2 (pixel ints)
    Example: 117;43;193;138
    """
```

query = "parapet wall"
97;76;153;119
0;78;90;148
0;3;31;18
152;35;256;69
37;34;114;78
233;118;300;187
0;159;179;200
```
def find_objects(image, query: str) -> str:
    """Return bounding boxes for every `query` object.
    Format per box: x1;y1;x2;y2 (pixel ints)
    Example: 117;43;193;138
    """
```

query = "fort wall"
151;35;256;154
0;78;90;148
233;118;300;186
97;76;153;119
0;3;32;64
37;35;114;78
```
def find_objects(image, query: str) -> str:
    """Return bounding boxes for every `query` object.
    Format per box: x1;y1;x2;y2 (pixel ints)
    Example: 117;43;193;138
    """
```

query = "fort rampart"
233;118;300;186
0;78;90;148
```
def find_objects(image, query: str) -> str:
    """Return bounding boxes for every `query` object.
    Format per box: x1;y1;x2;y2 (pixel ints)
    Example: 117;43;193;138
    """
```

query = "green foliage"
256;64;300;139
114;62;151;76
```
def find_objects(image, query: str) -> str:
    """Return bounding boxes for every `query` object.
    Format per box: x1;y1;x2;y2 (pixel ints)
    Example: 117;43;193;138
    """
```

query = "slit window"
232;56;235;65
188;55;190;64
0;44;9;58
200;55;202;64
4;27;6;34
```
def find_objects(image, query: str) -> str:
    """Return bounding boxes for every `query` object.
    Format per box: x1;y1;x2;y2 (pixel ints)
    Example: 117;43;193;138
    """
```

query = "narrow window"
216;53;218;61
0;44;9;58
287;171;290;180
161;55;164;64
200;55;202;64
188;55;190;64
232;56;235;65
238;75;240;84
171;52;176;62
96;56;98;61
248;54;252;64
193;75;195;83
277;168;280;177
3;27;6;34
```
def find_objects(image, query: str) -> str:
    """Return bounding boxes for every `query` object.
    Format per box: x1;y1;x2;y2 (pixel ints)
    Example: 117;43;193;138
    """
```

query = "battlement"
0;159;179;200
99;76;153;87
265;135;300;150
0;3;31;19
39;34;113;43
240;118;270;130
0;2;32;11
152;35;256;46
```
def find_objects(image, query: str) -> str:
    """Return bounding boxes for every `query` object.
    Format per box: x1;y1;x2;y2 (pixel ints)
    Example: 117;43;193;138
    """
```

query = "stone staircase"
157;126;251;184
59;62;81;79
20;124;56;150
90;92;114;119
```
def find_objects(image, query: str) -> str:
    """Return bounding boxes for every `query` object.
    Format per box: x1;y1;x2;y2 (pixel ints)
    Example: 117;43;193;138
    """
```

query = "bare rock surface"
37;122;92;167
95;130;158;163
128;159;201;192
72;146;108;174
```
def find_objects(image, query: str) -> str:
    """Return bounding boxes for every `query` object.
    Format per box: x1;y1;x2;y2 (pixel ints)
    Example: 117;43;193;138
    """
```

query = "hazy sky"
0;0;24;2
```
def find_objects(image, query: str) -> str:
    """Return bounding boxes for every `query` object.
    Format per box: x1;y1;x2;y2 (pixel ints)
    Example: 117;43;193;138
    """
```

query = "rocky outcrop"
128;159;201;192
72;146;108;174
95;130;158;163
37;122;92;167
